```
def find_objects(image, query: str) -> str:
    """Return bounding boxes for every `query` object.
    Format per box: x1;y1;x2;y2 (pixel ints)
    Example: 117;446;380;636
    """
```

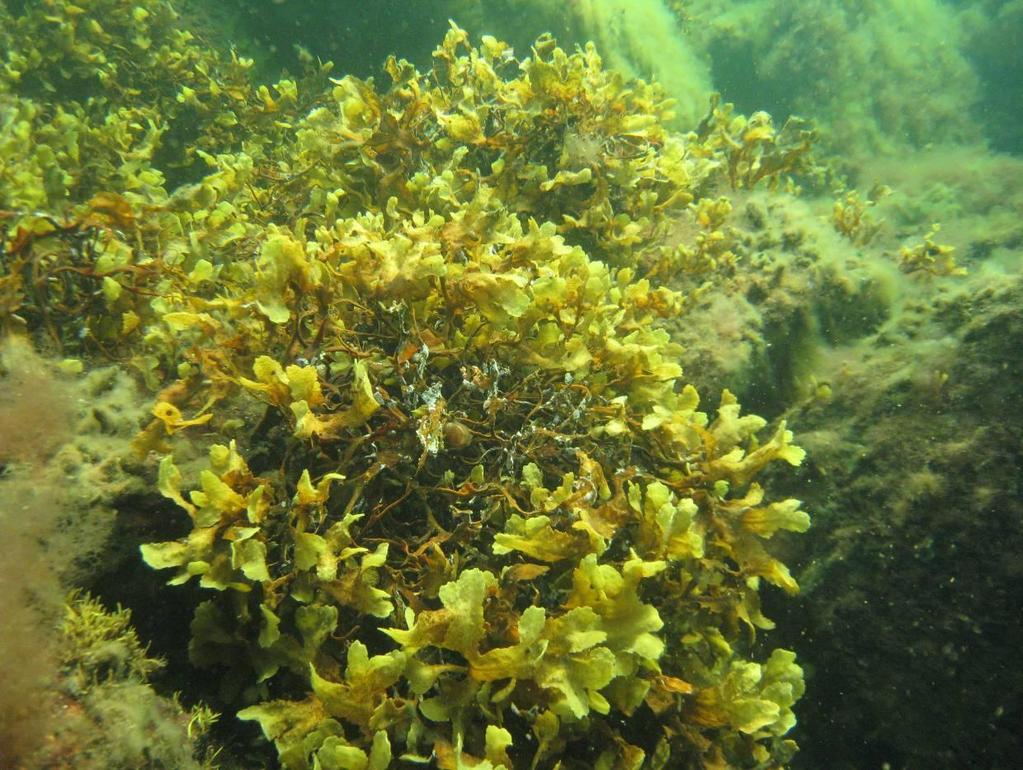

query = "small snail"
442;420;473;449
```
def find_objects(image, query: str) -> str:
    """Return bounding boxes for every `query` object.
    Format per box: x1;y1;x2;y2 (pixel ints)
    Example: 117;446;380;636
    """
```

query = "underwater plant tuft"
0;5;810;767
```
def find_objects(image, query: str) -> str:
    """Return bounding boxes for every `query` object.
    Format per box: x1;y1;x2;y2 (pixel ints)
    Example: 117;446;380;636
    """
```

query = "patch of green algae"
18;592;221;770
0;2;812;767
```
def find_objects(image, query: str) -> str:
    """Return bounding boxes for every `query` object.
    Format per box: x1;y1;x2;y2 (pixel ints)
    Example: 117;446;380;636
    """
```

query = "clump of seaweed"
831;186;890;246
692;94;817;192
896;225;966;278
0;3;812;768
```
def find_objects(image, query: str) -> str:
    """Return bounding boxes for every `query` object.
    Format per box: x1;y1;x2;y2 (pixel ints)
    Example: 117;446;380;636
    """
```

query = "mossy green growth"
27;593;221;770
60;591;166;689
1;6;811;767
